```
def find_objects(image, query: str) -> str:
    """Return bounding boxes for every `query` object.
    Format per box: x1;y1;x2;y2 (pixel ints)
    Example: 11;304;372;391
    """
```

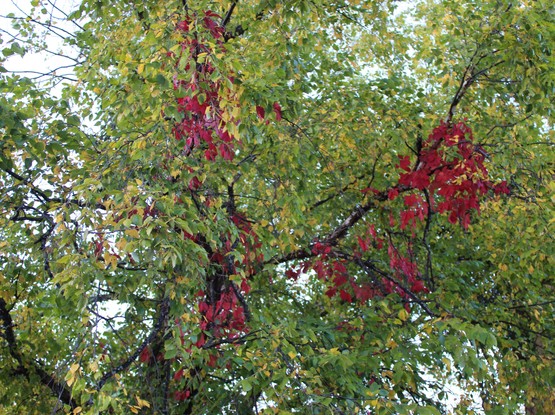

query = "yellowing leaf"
70;363;80;374
125;229;140;238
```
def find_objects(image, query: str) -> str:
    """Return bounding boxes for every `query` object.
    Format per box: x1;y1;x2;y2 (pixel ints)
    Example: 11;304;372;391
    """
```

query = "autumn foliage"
1;1;553;415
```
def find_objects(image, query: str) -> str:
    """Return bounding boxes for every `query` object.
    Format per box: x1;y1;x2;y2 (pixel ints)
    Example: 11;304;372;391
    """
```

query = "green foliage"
0;1;553;414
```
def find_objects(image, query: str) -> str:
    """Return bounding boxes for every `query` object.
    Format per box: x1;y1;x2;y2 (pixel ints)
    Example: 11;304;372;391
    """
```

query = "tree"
0;0;553;414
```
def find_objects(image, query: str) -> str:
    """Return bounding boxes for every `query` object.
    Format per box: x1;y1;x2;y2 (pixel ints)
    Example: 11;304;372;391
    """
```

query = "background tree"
0;0;553;414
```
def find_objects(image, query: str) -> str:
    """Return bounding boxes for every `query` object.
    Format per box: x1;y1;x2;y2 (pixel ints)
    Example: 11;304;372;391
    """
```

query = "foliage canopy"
0;0;554;414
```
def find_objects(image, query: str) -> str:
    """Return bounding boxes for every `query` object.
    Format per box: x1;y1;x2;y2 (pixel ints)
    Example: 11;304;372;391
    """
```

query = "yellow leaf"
134;139;147;150
329;348;340;356
73;407;82;414
386;339;398;349
89;361;98;372
70;363;80;374
110;255;118;270
382;370;393;379
116;238;128;250
125;229;140;238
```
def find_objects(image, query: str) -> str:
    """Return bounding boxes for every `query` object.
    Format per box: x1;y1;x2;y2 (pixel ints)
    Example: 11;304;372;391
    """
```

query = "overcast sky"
1;0;81;83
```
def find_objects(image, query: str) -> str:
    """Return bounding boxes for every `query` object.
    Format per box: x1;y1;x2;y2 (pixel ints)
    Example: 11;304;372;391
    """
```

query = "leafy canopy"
0;0;553;414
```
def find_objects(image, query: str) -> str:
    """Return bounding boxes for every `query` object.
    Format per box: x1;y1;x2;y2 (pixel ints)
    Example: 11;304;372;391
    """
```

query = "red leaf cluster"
300;257;377;304
348;121;511;309
256;102;283;122
174;389;191;402
198;287;247;343
386;242;426;295
390;121;509;229
172;13;236;162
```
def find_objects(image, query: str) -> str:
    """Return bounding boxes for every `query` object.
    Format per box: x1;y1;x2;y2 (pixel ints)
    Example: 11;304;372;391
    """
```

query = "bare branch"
221;1;237;28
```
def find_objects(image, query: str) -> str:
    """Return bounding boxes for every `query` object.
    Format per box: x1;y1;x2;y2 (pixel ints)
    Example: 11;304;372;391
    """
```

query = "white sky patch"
1;0;81;87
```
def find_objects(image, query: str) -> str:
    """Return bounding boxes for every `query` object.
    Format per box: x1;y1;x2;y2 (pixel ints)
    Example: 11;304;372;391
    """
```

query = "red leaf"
313;260;327;279
188;176;202;190
389;213;396;227
403;194;420;207
388;188;399;200
199;301;209;313
273;102;282;121
339;289;352;303
411;279;426;293
207;354;218;368
493;180;510;195
203;15;223;38
174;389;192;401
333;261;347;274
195;333;206;348
312;242;331;255
174;368;184;381
357;236;368;252
353;283;374;302
285;268;299;280
94;239;103;258
397;155;411;172
204;145;217;161
333;273;348;287
241;278;251;294
219;143;234;161
325;287;337;298
204;10;221;18
177;20;190;32
256;105;265;120
139;347;150;363
400;209;416;230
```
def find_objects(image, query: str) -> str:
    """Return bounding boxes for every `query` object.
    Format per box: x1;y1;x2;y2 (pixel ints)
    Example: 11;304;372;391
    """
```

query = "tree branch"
221;1;237;28
269;185;410;266
354;258;436;317
0;298;77;408
96;297;170;390
445;44;505;124
2;167;106;210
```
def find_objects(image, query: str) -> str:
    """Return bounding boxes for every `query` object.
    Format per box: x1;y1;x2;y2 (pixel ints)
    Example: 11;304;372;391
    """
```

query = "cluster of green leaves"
0;0;553;414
